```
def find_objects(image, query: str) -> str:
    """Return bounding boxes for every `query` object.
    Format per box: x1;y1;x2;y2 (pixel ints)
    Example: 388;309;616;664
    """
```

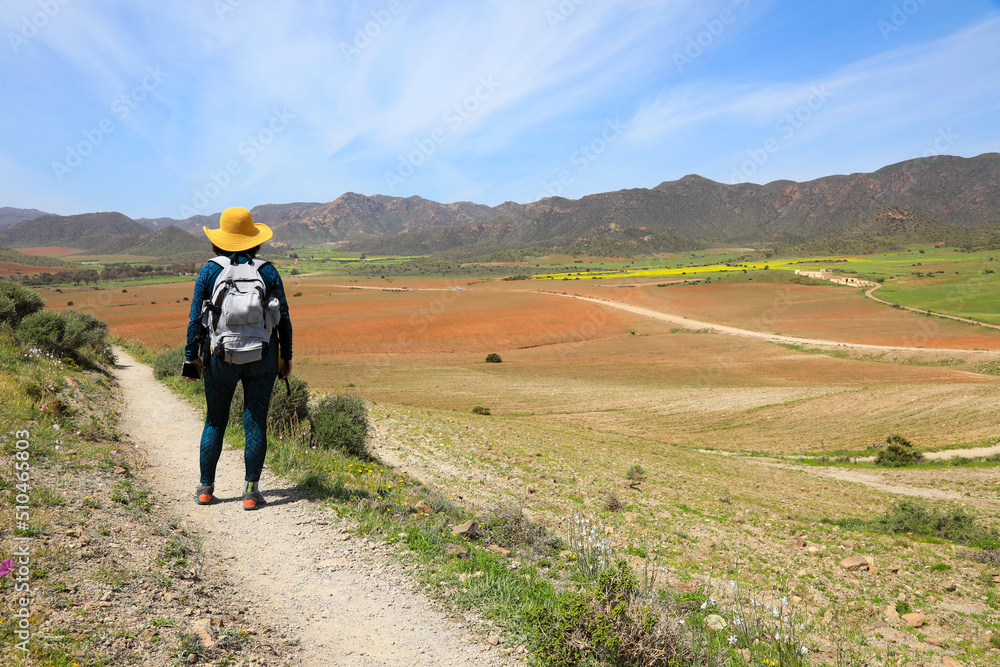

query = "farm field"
47;261;1000;455
35;252;1000;661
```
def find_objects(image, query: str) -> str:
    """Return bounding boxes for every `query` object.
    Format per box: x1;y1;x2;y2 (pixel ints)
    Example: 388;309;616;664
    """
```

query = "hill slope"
0;207;47;230
346;153;1000;253
0;246;71;268
0;212;152;250
13;152;1000;254
84;225;208;257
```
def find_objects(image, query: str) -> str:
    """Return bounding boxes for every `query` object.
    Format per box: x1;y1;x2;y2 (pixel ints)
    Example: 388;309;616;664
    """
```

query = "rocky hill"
9;152;1000;256
348;153;1000;253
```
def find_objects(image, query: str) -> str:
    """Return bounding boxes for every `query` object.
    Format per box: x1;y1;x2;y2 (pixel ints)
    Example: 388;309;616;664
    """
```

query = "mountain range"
2;152;998;257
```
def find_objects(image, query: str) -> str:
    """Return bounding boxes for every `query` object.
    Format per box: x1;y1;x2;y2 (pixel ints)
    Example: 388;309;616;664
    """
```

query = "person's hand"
278;358;292;379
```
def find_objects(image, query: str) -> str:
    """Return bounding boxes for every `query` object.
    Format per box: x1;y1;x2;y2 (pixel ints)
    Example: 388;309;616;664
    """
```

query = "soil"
541;289;1000;353
112;348;514;667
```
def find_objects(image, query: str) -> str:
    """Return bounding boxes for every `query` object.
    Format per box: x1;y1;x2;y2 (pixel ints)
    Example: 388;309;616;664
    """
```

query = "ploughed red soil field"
36;274;1000;451
36;275;639;354
1;263;77;276
18;246;82;256
555;281;1000;349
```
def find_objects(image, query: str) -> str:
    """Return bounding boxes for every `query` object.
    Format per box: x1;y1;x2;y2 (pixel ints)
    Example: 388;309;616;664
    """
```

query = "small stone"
840;555;869;571
66;525;84;538
943;581;957;592
444;544;469;559
187;624;215;649
788;537;806;549
901;612;926;627
487;635;500;646
412;502;434;515
527;486;536;494
451;520;478;538
942;657;965;667
885;604;900;620
705;614;727;631
114;466;127;475
486;544;510;556
924;637;943;647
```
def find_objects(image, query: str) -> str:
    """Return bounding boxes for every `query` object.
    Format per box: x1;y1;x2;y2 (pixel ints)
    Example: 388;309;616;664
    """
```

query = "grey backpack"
200;256;281;364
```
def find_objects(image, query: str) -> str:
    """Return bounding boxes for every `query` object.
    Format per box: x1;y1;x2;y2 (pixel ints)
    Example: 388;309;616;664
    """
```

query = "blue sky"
2;1;998;219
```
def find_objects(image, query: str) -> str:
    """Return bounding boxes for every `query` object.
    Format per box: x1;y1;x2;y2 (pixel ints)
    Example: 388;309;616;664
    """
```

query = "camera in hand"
181;361;201;379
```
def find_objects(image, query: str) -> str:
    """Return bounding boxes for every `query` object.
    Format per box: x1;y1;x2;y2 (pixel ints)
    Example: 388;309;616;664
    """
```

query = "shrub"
625;464;646;481
310;394;370;458
0;277;44;326
531;559;687;666
603;491;625;512
870;499;998;546
875;433;923;467
472;405;491;415
480;503;558;556
153;346;187;380
230;373;310;435
17;310;114;363
485;353;502;363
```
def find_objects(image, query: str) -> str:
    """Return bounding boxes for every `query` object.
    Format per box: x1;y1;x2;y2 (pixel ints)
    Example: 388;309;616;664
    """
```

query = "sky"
2;0;999;220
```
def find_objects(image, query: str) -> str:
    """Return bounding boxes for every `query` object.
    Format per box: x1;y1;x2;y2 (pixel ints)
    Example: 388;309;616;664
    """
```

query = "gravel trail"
113;347;513;667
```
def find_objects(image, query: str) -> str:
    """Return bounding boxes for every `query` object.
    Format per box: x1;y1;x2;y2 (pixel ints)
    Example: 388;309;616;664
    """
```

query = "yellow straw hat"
203;207;273;252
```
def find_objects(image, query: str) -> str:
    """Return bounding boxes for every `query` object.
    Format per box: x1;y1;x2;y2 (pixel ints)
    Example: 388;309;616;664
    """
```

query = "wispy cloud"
0;1;997;216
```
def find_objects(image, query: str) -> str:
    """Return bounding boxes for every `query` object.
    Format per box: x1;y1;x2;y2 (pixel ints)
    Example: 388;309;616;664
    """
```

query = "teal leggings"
199;343;278;486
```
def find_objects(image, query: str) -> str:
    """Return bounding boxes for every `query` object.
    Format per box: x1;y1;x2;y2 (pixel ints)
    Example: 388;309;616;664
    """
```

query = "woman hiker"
183;206;293;510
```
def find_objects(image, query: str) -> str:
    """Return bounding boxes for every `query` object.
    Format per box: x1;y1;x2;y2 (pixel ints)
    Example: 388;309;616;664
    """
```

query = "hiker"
183;206;293;511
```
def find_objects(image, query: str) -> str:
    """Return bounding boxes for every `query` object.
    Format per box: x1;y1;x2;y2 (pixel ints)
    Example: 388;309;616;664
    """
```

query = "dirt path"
113;348;511;667
540;290;1000;355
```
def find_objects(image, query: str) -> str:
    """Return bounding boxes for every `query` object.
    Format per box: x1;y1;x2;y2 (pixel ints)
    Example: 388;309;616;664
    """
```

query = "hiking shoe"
195;484;214;505
242;490;266;511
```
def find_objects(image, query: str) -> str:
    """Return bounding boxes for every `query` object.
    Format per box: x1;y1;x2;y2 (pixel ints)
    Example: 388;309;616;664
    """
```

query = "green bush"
625;464;646;481
17;310;114;363
153;346;187;379
310;394;370;458
870;499;998;546
486;353;502;363
472;405;491;415
231;374;310;435
0;278;44;326
875;433;923;467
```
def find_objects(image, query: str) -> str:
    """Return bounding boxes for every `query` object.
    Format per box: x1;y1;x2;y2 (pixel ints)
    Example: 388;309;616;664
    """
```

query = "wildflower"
0;558;14;576
800;646;809;655
700;601;707;610
727;635;737;645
